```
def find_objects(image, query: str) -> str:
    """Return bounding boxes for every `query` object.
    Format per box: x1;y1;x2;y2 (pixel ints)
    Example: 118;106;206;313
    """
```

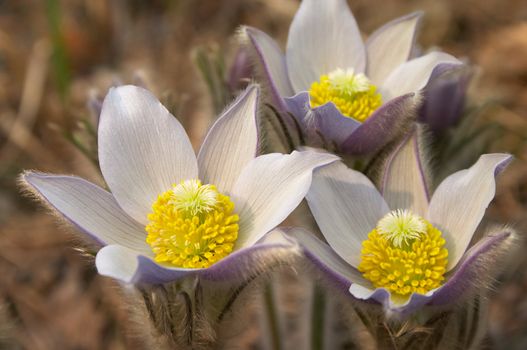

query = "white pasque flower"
293;129;513;314
242;0;463;154
22;84;338;284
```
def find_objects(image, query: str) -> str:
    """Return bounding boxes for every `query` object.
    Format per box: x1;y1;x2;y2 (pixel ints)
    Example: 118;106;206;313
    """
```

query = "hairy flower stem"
311;284;326;350
264;283;282;350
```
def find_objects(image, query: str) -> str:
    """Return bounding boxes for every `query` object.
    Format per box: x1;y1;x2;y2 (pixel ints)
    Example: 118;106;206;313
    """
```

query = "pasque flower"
21;84;338;284
294;129;514;314
418;65;473;136
241;0;462;154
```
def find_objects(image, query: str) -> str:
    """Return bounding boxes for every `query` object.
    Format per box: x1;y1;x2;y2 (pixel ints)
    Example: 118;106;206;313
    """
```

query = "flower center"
145;179;239;268
358;210;448;300
308;68;382;122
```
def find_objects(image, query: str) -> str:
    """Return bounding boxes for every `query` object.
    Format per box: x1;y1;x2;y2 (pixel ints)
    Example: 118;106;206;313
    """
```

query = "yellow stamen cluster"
308;68;382;122
145;179;239;268
358;211;448;299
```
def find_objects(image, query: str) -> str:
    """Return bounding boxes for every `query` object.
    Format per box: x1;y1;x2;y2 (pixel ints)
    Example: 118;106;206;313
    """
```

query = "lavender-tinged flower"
241;0;463;155
294;129;514;315
21;84;338;284
227;47;253;93
418;65;473;136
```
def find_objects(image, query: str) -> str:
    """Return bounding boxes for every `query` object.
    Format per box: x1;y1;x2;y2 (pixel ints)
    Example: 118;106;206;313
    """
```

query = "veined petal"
366;12;423;85
381;52;462;100
290;227;367;292
286;0;366;92
427;153;512;270
340;93;418;155
231;150;339;249
22;172;150;253
306;161;389;268
98;85;198;224
379;128;430;216
241;27;294;108
198;85;259;194
95;229;298;284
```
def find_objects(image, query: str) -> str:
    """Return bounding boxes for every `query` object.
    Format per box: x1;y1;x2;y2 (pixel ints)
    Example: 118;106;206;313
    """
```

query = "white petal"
242;27;295;100
306;161;389;268
381;52;462;100
291;228;367;285
231;150;339;248
379;129;430;216
286;0;366;92
427;153;512;270
198;85;259;194
98;85;198;224
95;245;192;284
22;172;150;253
366;12;422;85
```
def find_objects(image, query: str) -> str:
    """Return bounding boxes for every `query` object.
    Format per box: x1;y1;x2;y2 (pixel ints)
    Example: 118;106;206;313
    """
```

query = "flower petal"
286;0;366;92
429;229;514;306
381;52;462;100
95;229;299;284
418;64;473;134
348;284;433;316
241;27;294;110
22;172;150;252
340;93;418;155
284;92;361;147
366;12;423;85
98;85;198;224
306;161;389;267
289;227;366;293
96;244;192;284
379;128;430;216
427;153;512;270
231;150;339;248
198;85;259;194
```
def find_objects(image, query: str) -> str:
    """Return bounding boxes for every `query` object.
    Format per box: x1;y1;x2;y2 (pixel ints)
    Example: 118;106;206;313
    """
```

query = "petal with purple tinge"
381;52;462;100
95;229;298;284
242;27;294;110
306;162;389;268
231;151;339;249
366;12;423;85
284;93;361;147
95;244;192;284
418;64;473;134
349;284;434;316
286;0;365;92
340;93;417;155
98;85;198;225
290;227;366;292
429;230;514;306
22;172;150;252
198;85;259;194
427;153;512;270
379;128;430;216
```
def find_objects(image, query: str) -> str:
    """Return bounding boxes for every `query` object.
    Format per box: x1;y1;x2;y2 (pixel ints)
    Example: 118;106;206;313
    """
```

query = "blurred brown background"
0;0;526;349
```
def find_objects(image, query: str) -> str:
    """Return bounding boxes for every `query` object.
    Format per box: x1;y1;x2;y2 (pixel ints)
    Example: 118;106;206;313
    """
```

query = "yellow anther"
308;68;382;122
145;179;239;268
358;212;448;300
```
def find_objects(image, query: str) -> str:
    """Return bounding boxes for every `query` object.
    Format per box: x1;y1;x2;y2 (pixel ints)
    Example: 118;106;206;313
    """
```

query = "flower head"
295;128;514;314
242;0;463;154
22;84;338;284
